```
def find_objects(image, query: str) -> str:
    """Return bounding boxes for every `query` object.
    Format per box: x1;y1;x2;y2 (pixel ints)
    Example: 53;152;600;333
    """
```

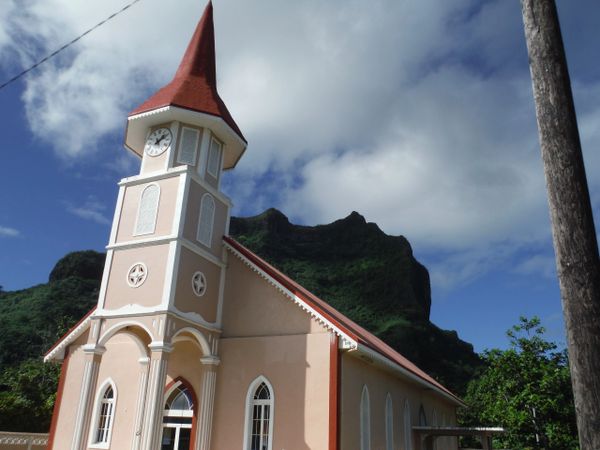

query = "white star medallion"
127;262;148;288
192;271;207;297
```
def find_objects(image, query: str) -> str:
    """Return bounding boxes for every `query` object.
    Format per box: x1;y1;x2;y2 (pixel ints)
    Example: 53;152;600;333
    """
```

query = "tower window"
134;184;160;235
196;193;215;247
244;377;274;450
178;127;199;166
91;382;116;447
206;137;222;178
360;385;370;450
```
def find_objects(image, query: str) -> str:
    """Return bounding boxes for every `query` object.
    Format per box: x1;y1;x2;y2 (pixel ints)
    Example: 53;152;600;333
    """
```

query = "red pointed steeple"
129;2;245;143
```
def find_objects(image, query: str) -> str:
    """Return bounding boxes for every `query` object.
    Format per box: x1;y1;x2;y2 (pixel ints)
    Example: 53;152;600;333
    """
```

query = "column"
140;343;172;450
195;356;220;450
71;344;105;450
132;357;151;450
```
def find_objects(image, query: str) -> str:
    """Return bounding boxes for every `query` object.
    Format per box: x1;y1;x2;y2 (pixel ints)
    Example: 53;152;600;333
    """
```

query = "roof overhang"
126;105;247;170
44;309;95;362
352;343;466;407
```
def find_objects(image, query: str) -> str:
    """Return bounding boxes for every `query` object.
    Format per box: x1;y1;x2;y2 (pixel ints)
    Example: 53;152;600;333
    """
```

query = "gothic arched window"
197;193;215;247
360;385;371;450
404;399;412;450
91;381;116;445
245;377;274;450
135;183;160;235
385;393;394;450
161;383;194;450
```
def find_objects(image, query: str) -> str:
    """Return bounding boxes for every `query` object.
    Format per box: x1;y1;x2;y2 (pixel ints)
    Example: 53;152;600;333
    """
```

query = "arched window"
91;381;116;446
244;377;274;450
161;383;195;450
196;193;215;247
385;393;394;450
419;405;427;426
404;399;412;450
360;385;370;450
134;184;160;235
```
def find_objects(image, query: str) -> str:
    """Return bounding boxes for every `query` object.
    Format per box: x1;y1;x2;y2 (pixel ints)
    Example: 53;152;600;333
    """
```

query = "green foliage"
460;317;578;450
0;359;60;432
0;250;103;432
231;208;482;394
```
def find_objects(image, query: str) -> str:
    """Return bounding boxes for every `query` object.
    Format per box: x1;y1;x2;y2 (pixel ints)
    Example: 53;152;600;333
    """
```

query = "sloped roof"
129;2;245;143
223;236;463;405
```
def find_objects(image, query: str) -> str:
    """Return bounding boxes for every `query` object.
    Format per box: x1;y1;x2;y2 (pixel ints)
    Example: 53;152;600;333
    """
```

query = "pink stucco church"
43;3;464;450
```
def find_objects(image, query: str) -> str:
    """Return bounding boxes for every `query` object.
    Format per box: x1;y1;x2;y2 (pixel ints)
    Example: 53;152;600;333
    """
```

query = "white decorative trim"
94;307;221;333
180;238;225;268
107;234;177;251
200;356;220;366
192;271;207;297
109;186;126;245
88;378;117;449
242;376;274;450
44;312;95;362
148;341;174;353
385;393;394;450
97;250;114;310
162;241;180;309
354;344;464;407
83;344;107;355
119;165;186;187
128;106;171;121
224;242;357;349
216;249;228;326
126;262;148;288
133;183;161;236
360;385;371;450
0;432;48;446
173;172;190;236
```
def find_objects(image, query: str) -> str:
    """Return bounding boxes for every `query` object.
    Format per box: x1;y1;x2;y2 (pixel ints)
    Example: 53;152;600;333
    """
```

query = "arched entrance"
161;380;196;450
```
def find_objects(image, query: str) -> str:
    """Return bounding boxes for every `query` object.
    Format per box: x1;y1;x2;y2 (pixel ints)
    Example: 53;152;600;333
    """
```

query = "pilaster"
132;357;151;450
195;356;220;450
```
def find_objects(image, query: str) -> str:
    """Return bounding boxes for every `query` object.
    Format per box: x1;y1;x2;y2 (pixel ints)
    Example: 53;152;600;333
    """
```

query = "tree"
461;317;578;450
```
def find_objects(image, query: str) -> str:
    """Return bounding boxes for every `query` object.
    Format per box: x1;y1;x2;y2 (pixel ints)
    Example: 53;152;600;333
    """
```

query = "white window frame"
177;126;200;166
360;385;371;450
385;393;394;450
161;381;194;450
242;375;275;450
133;183;160;236
89;379;117;449
196;193;215;248
404;399;412;450
206;136;222;178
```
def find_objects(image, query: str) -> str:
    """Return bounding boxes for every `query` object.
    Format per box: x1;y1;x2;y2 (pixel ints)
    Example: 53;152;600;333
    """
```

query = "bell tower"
75;3;246;450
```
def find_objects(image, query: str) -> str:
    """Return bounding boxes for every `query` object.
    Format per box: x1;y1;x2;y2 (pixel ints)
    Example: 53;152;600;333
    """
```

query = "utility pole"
520;1;600;448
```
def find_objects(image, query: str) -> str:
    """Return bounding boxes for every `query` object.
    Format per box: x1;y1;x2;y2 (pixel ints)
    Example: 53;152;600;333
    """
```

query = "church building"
43;3;463;450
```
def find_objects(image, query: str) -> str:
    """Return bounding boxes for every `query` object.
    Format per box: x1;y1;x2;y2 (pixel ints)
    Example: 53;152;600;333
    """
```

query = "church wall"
85;332;144;450
339;353;457;450
115;175;180;243
172;246;220;323
221;254;326;338
103;244;169;311
49;333;89;450
212;332;331;450
182;181;228;256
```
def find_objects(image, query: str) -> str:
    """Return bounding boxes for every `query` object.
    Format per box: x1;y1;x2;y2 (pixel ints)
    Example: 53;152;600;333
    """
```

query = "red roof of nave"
129;2;246;143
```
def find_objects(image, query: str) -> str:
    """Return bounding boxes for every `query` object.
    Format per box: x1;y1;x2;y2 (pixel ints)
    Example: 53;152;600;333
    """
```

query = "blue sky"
1;0;599;353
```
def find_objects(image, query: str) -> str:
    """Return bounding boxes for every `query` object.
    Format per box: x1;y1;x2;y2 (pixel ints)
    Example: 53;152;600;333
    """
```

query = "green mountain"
230;209;482;394
0;210;481;431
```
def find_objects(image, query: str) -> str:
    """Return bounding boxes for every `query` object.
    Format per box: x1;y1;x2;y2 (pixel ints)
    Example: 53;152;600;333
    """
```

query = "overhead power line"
0;0;142;91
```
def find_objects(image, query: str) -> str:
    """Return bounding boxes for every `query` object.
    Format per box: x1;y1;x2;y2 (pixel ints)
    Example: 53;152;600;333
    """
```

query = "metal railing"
0;432;48;450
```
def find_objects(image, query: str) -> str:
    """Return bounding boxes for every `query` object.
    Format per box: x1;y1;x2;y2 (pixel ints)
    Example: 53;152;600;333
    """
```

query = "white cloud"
0;226;20;238
66;197;110;225
1;0;600;292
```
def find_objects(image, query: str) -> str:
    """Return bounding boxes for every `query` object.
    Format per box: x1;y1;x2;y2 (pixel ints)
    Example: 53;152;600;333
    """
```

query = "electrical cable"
0;0;142;91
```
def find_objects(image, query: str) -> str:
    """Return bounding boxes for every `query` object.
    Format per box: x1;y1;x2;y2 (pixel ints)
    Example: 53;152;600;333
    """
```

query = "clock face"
144;127;172;157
